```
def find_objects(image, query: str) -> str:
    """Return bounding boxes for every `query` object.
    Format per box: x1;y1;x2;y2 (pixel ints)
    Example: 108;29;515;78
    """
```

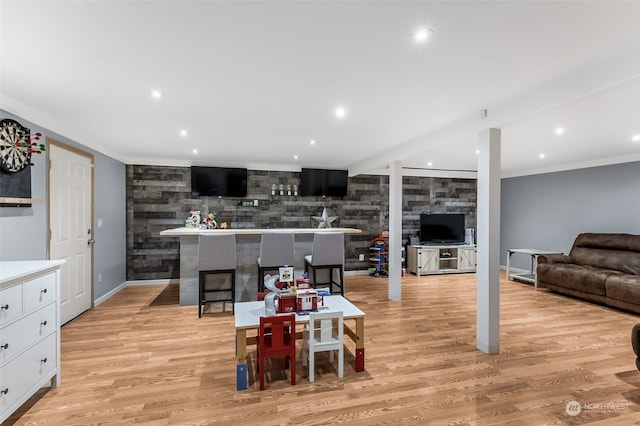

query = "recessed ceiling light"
309;140;316;145
555;127;565;135
427;162;433;167
180;130;188;137
335;106;347;119
539;153;545;159
475;149;480;155
632;134;640;142
150;90;163;99
294;155;299;160
192;149;198;154
414;27;434;44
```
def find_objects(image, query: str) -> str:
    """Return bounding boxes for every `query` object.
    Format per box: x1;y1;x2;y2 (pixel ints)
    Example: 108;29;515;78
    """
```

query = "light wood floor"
7;272;640;425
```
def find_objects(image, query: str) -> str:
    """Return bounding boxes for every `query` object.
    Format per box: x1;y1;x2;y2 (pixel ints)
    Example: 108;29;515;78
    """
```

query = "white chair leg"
337;346;344;379
309;352;315;383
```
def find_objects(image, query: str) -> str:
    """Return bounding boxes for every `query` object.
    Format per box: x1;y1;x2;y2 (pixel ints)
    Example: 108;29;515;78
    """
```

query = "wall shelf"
0;197;45;206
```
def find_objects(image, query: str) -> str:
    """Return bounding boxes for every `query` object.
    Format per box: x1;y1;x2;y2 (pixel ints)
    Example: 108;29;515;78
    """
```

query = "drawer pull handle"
0;304;8;310
1;388;8;395
41;320;48;326
41;357;48;364
41;288;48;294
0;343;7;350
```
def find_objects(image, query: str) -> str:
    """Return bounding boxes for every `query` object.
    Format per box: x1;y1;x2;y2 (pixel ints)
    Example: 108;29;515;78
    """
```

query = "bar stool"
304;232;345;296
198;234;236;317
257;231;295;292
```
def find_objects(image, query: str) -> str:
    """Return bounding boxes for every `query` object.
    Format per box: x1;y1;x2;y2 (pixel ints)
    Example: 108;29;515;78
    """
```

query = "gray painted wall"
501;161;640;270
93;152;126;299
0;110;126;301
0;114;47;259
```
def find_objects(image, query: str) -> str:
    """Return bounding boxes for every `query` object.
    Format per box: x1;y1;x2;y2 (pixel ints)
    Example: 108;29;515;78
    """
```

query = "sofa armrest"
538;254;572;264
632;324;640;371
632;324;640;356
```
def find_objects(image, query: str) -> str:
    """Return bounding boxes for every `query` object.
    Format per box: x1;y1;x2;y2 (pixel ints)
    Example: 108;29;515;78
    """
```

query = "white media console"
407;244;477;276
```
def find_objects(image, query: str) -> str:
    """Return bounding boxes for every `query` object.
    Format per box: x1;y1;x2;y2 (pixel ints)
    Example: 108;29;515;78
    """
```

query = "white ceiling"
1;1;639;178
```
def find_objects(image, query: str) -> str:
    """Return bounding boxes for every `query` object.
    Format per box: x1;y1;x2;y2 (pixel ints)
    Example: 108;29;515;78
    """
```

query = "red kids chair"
257;314;296;390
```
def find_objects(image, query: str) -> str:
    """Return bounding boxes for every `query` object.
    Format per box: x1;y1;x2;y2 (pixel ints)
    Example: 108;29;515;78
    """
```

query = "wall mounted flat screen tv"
191;166;248;197
420;213;465;244
300;168;348;197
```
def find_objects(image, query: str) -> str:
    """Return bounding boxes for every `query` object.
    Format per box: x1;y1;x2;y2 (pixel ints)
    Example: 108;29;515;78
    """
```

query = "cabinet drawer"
23;273;56;313
0;332;57;414
0;285;22;326
0;302;56;366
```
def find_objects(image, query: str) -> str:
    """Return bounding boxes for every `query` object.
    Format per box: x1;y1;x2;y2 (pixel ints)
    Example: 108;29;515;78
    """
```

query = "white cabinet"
0;284;23;325
458;247;477;272
407;245;476;276
0;261;63;424
407;246;438;276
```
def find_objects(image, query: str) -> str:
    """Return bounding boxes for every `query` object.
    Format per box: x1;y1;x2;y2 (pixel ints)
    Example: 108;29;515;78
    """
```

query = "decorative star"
312;207;338;229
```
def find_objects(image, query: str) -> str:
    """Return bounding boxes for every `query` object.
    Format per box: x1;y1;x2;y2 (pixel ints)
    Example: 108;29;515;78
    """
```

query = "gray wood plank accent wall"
126;165;476;280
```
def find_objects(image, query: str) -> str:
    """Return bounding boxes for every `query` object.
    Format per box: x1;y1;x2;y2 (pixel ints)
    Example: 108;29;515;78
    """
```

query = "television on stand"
420;213;466;245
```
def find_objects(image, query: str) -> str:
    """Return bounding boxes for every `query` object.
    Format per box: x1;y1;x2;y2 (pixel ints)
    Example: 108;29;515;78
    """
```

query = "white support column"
476;128;501;354
388;160;402;301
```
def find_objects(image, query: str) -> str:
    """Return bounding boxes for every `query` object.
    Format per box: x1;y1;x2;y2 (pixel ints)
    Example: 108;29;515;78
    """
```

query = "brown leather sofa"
537;233;640;313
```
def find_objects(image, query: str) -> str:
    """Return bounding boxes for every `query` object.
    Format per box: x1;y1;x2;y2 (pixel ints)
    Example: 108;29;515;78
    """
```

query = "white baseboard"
125;279;180;286
93;279;179;307
94;272;379;307
345;269;371;276
95;266;525;307
94;282;127;307
500;265;530;274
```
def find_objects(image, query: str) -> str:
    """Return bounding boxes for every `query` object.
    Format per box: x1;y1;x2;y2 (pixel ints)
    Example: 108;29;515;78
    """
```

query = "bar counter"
159;227;362;306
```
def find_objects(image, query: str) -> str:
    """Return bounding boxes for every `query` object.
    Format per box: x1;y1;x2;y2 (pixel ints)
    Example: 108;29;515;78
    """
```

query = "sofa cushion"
573;233;640;252
537;263;616;296
605;274;640;302
570;233;640;275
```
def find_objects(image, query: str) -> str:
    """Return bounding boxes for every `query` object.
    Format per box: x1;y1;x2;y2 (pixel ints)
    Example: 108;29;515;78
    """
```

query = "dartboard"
0;119;31;172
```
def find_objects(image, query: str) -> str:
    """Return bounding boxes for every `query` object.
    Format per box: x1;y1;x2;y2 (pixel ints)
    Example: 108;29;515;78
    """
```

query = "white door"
49;142;93;324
